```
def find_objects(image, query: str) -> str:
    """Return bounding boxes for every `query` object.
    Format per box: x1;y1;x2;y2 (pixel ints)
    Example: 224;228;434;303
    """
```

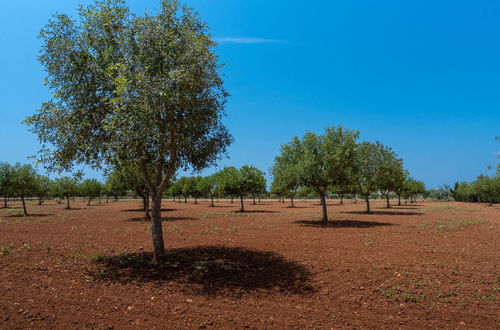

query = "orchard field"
1;198;498;329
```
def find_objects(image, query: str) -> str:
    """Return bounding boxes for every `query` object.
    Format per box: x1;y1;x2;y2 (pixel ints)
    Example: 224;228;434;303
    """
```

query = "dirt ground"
0;198;498;329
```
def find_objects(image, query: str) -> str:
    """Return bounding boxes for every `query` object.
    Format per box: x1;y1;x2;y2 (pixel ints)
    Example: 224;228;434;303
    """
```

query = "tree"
107;165;151;217
104;170;128;202
271;145;300;207
182;176;203;204
0;163;14;208
377;149;404;208
216;166;264;212
167;179;184;203
240;166;266;205
54;177;79;209
217;166;240;206
278;126;359;221
403;178;426;203
34;175;52;205
79;179;102;206
25;0;231;263
10;164;38;216
197;175;218;207
353;142;391;213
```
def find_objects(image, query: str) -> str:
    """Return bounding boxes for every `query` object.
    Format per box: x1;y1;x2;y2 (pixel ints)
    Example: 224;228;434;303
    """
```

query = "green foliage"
79;179;102;203
0;163;15;204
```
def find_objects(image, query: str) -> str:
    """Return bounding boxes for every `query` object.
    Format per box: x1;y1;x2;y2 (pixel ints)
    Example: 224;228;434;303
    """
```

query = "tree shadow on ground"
293;219;395;228
121;208;176;212
341;210;423;216
389;206;420;210
236;210;279;214
87;246;314;297
6;213;54;218
126;216;196;222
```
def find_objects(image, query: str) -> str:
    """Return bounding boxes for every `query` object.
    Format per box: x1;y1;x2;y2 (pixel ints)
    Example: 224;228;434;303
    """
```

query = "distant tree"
278;126;359;222
104;170;128;202
10;164;38;216
353;141;390;213
197;175;218;207
403;178;426;203
471;175;499;205
34;175;52;205
184;176;203;204
377;149;404;208
271;144;300;207
79;179;102;206
217;166;240;205
240;166;266;205
54;177;79;209
0;163;14;208
167;179;184;203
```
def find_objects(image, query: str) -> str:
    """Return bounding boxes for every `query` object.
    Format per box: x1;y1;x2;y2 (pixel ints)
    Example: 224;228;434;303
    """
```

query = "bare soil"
0;198;499;329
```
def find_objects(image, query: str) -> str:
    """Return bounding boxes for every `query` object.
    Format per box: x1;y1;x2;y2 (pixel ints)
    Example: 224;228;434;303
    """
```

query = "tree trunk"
99;196;101;204
386;195;390;208
365;195;371;213
290;196;295;208
239;195;245;212
194;197;197;204
210;195;214;207
106;196;109;203
21;196;28;216
172;196;175;202
3;196;7;208
38;197;43;205
397;194;401;206
354;195;357;203
252;194;256;205
340;194;343;205
87;197;91;206
258;195;261;203
150;191;165;264
143;195;151;219
320;193;328;222
184;196;187;203
66;196;71;209
231;196;233;204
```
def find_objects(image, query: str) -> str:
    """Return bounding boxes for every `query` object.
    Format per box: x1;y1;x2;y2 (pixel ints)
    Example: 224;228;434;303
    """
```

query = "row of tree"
269;126;425;221
0;162;129;215
452;175;500;205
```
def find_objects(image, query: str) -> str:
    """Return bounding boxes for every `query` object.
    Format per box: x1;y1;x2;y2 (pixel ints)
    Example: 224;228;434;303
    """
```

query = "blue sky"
0;0;499;188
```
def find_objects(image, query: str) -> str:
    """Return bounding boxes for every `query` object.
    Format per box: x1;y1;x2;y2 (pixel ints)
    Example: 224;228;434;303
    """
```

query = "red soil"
0;199;499;329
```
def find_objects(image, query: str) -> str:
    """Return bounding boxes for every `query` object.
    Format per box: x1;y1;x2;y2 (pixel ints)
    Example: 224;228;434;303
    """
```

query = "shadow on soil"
88;246;314;296
236;210;279;214
126;216;196;222
342;210;423;216
121;208;176;212
5;213;54;218
293;219;395;228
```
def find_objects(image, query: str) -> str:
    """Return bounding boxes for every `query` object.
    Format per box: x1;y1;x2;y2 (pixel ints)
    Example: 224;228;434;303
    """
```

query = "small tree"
353;142;389;213
197;175;218;207
278;126;359;221
79;179;102;206
34;175;52;205
271;147;300;207
10;164;38;216
54;177;79;209
0;163;14;208
240;166;266;205
377;150;404;208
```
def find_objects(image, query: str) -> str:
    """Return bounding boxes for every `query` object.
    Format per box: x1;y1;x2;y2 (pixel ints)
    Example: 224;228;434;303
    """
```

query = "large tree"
25;0;231;263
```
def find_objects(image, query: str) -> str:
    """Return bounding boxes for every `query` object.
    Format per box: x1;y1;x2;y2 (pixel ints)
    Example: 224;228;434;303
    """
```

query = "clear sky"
0;0;499;188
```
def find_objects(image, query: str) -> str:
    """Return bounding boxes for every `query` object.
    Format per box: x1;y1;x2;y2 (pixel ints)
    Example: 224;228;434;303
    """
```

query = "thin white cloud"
214;37;288;44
